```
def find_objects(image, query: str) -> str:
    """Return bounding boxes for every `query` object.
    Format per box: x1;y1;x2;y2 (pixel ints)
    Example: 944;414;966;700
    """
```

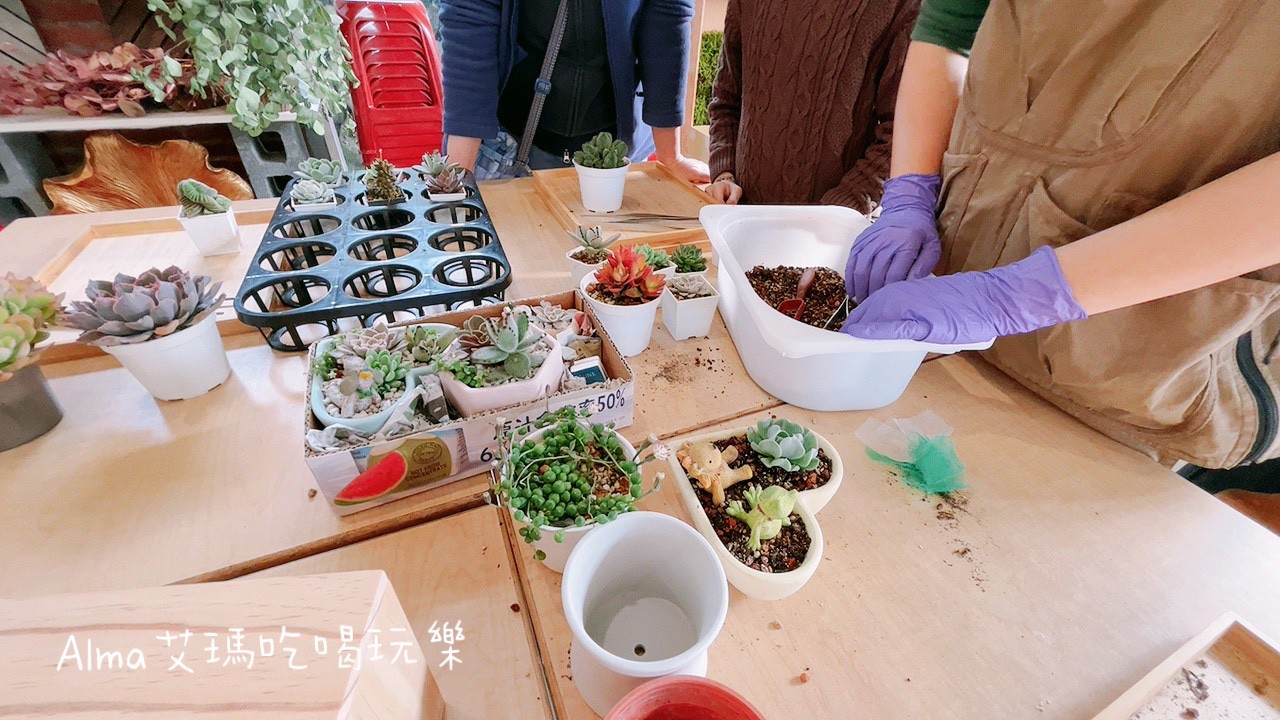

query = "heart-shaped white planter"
667;424;843;600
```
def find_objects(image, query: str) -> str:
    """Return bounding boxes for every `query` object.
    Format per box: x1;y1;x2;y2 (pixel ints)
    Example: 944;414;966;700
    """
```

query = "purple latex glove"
845;173;942;302
841;246;1088;344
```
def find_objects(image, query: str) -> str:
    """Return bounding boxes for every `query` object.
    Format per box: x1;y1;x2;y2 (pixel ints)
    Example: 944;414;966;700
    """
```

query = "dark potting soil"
586;283;652;307
746;265;852;329
711;435;834;492
572;248;609;264
690;474;812;573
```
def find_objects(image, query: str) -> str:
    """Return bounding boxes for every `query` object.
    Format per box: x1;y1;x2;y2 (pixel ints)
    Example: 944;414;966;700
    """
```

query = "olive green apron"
938;0;1280;467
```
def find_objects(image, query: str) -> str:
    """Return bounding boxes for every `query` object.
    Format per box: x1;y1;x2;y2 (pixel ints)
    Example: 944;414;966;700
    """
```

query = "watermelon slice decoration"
334;451;409;506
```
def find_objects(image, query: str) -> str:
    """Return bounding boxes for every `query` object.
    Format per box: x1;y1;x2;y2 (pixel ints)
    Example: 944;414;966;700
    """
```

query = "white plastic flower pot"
574;159;630;213
699;205;994;411
101;312;231;401
655;266;677;280
428;191;467;203
506;424;638;572
562;511;729;717
437;329;565;417
667;424;842;600
566;247;605;289
660;277;719;342
580;274;659;357
177;210;240;256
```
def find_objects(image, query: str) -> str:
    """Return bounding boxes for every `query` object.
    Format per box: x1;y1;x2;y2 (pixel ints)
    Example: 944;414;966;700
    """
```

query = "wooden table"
510;357;1280;720
0;177;773;598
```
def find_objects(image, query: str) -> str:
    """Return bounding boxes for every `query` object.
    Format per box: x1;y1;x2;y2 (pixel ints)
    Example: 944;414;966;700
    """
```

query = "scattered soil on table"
711;434;834;492
769;621;782;630
654;358;696;384
510;603;520;612
307;488;317;499
1128;647;1280;720
796;672;810;685
746;265;852;329
689;474;811;573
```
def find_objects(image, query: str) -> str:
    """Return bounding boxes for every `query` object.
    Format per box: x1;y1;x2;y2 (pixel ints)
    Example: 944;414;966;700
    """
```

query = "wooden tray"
33;207;275;363
533;161;712;251
1094;613;1280;719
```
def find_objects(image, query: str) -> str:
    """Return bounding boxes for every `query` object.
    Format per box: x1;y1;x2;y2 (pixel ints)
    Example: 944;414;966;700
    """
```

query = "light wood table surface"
244;507;552;720
510;356;1280;720
0;177;773;598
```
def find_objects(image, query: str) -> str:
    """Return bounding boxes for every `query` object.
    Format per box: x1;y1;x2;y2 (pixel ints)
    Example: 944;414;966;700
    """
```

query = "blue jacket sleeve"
634;0;695;129
439;0;504;139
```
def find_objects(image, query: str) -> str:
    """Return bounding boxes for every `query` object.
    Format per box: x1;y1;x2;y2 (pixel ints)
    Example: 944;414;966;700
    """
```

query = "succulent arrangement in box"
573;132;630;213
66;266;231;400
363;156;406;206
434;311;566;417
491;406;667;568
508;301;588;344
311;324;414;424
0;275;65;452
294;157;344;187
672;244;707;274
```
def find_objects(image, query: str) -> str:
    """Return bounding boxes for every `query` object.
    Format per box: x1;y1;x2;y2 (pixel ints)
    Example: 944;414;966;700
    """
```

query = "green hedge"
693;30;723;126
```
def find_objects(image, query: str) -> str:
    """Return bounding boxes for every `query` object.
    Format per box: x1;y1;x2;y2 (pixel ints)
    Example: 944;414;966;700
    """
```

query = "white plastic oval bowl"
504;423;638;573
666;424;842;600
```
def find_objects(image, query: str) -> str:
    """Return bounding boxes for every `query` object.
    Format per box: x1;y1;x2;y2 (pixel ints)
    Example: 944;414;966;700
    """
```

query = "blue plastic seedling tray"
234;170;512;351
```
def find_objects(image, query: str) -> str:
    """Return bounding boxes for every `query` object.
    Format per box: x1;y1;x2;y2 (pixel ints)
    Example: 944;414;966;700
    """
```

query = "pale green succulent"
466;312;543;379
291;178;335;205
747;419;820;472
0;274;62;380
293;157;344;187
567;226;620;264
573;132;628;170
176;178;232;218
636;245;671;270
406;325;458;363
365;349;409;394
726;484;799;551
65;266;224;346
415;150;461;178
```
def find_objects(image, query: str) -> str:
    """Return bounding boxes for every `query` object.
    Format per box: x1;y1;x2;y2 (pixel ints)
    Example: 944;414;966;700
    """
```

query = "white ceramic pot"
566;247;605;289
666;424;843;600
177;210;240;256
506;424;638;572
579;274;659;357
437;330;565;417
562;511;728;717
660;276;719;342
699;205;993;411
101;312;231;401
655;266;677;280
574;159;629;213
428;191;467;203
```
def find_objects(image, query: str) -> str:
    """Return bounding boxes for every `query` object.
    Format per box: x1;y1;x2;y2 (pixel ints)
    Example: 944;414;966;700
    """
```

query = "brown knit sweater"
708;0;917;213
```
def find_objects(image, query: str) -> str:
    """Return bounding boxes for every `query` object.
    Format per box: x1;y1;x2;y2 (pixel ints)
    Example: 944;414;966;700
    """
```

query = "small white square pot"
654;266;677;280
660;276;719;341
566;247;605;289
428;191;467;203
177;210;240;256
573;159;629;213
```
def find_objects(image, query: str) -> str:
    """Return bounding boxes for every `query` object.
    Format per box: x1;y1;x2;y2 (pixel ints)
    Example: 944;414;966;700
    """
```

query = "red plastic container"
336;0;444;167
605;676;766;720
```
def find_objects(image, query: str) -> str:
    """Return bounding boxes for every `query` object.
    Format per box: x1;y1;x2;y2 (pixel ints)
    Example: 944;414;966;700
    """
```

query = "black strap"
516;0;570;172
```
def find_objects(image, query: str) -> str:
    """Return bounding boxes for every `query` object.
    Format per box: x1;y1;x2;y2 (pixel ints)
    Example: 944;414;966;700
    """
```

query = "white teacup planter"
103;311;231;401
661;274;719;341
178;210;240;257
667;423;843;600
562;511;729;717
565;247;606;288
579;274;660;357
574;159;629;213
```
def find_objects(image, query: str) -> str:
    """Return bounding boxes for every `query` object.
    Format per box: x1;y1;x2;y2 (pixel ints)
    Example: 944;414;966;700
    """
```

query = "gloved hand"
841;246;1088;344
845;173;942;301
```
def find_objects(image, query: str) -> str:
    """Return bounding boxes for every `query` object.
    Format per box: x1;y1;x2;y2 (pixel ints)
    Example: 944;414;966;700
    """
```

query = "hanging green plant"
145;0;357;136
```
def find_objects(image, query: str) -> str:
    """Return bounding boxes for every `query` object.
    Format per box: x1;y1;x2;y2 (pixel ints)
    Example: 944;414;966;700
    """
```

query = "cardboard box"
304;290;636;516
0;570;443;719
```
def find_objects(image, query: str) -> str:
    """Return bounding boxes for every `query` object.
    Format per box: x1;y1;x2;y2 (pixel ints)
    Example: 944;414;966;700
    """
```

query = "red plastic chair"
336;0;445;168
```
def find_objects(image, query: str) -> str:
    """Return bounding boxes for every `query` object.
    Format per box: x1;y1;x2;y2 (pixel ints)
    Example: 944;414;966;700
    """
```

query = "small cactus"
573;132;628;170
176;179;231;218
363;155;405;204
671;244;707;273
588;246;665;304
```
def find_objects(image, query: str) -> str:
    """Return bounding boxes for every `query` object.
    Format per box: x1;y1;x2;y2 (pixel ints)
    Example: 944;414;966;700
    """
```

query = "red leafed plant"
588;246;666;305
0;43;209;118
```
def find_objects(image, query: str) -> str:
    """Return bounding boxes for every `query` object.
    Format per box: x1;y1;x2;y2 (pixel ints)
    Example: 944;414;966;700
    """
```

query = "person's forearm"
1057;152;1280;315
889;42;968;177
446;136;482;172
651;127;684;164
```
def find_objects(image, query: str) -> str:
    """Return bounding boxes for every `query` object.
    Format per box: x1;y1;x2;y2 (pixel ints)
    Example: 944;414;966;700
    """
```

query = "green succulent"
176;178;231;218
290;178;335;205
726;484;798;551
671;244;707;273
747;419;820;472
405;325;458;363
573;132;628;170
415;150;461;178
364;349;409;393
468;312;542;379
0;274;62;379
293;157;343;186
568;226;620;264
636;245;671;270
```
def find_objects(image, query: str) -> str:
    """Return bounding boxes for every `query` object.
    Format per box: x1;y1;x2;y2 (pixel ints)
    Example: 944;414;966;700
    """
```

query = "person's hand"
661;154;711;184
705;174;742;204
841;246;1088;344
844;174;942;302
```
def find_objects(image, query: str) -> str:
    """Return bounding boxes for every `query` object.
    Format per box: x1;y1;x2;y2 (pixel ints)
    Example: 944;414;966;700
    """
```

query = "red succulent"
589;246;665;305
